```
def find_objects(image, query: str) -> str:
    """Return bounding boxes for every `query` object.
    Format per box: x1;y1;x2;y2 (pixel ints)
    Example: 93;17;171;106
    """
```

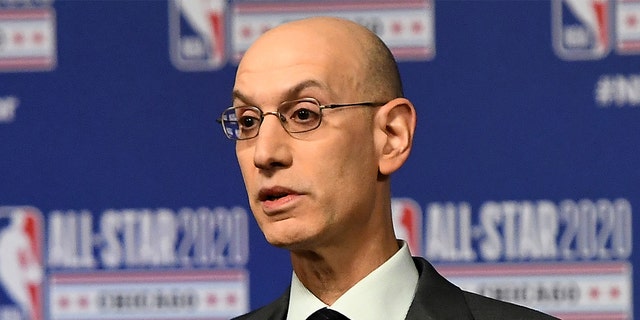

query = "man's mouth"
257;187;302;213
258;187;296;202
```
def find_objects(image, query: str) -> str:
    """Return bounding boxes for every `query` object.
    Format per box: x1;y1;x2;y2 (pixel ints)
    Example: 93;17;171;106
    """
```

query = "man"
220;17;557;320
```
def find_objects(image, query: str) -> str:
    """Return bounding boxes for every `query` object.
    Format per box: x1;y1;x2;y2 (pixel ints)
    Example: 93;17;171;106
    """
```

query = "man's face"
233;23;382;251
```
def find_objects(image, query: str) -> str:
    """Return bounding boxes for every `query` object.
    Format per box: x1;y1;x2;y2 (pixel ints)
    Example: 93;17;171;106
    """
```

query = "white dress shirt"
286;241;419;320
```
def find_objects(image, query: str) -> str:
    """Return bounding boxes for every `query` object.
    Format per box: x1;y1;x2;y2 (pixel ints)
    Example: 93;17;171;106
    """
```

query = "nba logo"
169;0;227;71
391;198;422;256
0;207;44;320
552;0;611;60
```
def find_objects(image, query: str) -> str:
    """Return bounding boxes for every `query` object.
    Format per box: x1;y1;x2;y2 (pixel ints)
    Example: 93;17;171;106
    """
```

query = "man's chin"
265;235;302;249
264;232;317;251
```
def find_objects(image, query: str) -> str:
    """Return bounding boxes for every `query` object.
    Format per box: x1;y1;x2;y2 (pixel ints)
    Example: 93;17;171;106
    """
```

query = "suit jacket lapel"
405;257;475;320
240;287;290;320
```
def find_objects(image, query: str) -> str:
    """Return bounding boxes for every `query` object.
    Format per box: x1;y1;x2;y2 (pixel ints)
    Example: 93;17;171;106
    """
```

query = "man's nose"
252;113;292;170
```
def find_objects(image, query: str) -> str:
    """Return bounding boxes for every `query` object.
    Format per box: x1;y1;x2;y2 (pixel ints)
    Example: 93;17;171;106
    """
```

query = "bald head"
236;17;403;102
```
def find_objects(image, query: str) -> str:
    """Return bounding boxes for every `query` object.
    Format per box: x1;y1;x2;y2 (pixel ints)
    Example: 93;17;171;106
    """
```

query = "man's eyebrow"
285;79;329;97
231;90;251;104
231;79;330;105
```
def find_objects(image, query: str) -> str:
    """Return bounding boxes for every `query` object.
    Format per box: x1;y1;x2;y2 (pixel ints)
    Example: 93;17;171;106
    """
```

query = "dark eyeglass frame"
216;97;387;140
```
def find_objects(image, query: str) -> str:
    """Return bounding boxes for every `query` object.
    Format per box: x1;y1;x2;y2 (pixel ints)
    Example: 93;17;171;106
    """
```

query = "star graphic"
13;32;25;45
241;26;252;39
411;21;424;35
78;295;90;309
33;31;45;44
58;296;70;309
610;286;621;299
627;14;638;28
207;293;218;306
226;293;237;306
392;21;403;35
589;287;600;300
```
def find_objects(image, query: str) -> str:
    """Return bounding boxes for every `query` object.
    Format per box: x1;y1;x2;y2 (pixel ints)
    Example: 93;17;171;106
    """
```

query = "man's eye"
290;108;320;123
239;116;259;128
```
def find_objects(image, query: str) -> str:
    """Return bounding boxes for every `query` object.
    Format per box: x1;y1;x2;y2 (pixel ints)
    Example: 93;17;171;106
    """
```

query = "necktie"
306;307;350;320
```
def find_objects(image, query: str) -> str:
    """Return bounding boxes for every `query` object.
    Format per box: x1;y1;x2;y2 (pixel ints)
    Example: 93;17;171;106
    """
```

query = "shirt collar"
286;241;418;320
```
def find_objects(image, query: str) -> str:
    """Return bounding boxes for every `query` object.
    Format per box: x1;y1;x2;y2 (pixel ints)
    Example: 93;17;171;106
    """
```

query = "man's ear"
374;98;417;175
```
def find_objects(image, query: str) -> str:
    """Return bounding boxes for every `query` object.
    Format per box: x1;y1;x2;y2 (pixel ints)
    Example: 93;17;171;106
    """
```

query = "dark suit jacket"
232;257;559;320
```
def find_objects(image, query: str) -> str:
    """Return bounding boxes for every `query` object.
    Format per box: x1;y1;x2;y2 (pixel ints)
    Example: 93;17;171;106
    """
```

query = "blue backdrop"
1;0;638;319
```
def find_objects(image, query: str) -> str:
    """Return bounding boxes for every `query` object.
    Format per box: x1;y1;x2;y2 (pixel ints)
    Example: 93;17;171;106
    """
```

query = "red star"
13;32;25;45
392;22;403;35
207;294;218;306
589;287;600;300
33;32;44;44
610;286;621;299
226;293;237;306
411;21;424;34
627;14;638;28
78;296;89;309
241;26;252;39
58;296;70;309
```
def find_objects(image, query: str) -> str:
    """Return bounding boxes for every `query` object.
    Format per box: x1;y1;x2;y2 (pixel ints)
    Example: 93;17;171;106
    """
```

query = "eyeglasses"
217;97;386;140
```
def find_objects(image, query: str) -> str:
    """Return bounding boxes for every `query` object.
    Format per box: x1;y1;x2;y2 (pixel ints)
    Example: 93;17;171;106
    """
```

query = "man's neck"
289;235;400;305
